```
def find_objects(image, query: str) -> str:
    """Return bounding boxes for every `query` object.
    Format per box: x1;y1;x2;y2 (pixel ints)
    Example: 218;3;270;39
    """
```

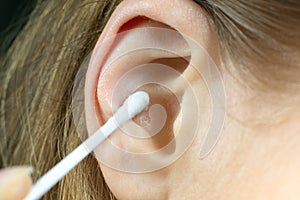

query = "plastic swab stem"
24;91;149;200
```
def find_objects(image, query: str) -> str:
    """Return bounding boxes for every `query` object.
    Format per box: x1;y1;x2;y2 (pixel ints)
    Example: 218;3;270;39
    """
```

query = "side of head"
1;0;300;199
84;0;300;199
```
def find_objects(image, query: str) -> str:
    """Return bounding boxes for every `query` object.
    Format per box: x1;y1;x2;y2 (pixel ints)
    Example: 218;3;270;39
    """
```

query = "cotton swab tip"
126;91;149;118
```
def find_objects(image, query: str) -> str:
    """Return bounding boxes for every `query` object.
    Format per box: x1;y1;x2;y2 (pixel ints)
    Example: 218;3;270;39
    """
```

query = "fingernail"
0;166;33;200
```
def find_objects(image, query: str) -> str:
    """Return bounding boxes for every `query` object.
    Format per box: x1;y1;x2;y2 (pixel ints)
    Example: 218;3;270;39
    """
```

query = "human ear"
84;0;222;199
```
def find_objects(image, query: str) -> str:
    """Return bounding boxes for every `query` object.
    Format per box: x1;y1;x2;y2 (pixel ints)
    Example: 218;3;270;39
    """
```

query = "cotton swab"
24;91;150;200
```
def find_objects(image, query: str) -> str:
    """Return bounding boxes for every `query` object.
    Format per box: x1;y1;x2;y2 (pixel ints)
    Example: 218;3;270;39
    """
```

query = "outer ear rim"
83;0;225;199
85;0;216;134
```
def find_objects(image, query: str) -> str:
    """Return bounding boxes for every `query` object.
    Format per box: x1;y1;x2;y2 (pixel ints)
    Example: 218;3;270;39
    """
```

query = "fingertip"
0;166;33;200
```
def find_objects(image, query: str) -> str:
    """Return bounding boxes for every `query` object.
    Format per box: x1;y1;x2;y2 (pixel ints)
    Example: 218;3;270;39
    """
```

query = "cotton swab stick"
24;91;150;200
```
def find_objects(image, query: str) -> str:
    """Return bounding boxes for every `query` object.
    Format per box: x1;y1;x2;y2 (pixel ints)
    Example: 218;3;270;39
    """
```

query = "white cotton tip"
126;91;150;118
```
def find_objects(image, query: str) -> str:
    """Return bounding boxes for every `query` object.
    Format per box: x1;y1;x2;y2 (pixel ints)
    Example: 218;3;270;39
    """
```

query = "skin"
0;167;32;200
85;0;300;199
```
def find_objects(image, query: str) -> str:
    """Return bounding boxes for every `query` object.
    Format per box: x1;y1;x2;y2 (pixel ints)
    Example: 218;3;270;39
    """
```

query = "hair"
197;0;300;94
0;0;299;199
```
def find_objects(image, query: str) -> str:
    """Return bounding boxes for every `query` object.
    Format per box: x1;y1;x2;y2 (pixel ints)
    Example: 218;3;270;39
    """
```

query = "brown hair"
1;0;299;199
1;1;122;199
196;0;300;93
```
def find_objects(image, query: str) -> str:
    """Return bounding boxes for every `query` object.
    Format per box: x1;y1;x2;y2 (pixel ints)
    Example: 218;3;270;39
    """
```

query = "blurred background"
0;1;36;50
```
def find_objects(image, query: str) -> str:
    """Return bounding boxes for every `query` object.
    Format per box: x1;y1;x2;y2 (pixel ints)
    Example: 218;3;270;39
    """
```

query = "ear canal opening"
133;83;181;153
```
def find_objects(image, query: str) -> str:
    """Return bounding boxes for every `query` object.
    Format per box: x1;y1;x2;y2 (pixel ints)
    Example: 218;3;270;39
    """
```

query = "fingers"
0;166;33;200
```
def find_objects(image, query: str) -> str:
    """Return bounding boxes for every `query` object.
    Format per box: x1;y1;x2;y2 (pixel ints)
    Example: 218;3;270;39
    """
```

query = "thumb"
0;166;33;200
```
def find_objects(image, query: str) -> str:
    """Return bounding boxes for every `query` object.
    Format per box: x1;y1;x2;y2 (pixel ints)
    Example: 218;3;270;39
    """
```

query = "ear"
84;0;222;199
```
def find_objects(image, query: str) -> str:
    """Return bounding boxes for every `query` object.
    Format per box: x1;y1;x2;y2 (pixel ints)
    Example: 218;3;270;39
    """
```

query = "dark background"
0;0;35;33
0;0;36;50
